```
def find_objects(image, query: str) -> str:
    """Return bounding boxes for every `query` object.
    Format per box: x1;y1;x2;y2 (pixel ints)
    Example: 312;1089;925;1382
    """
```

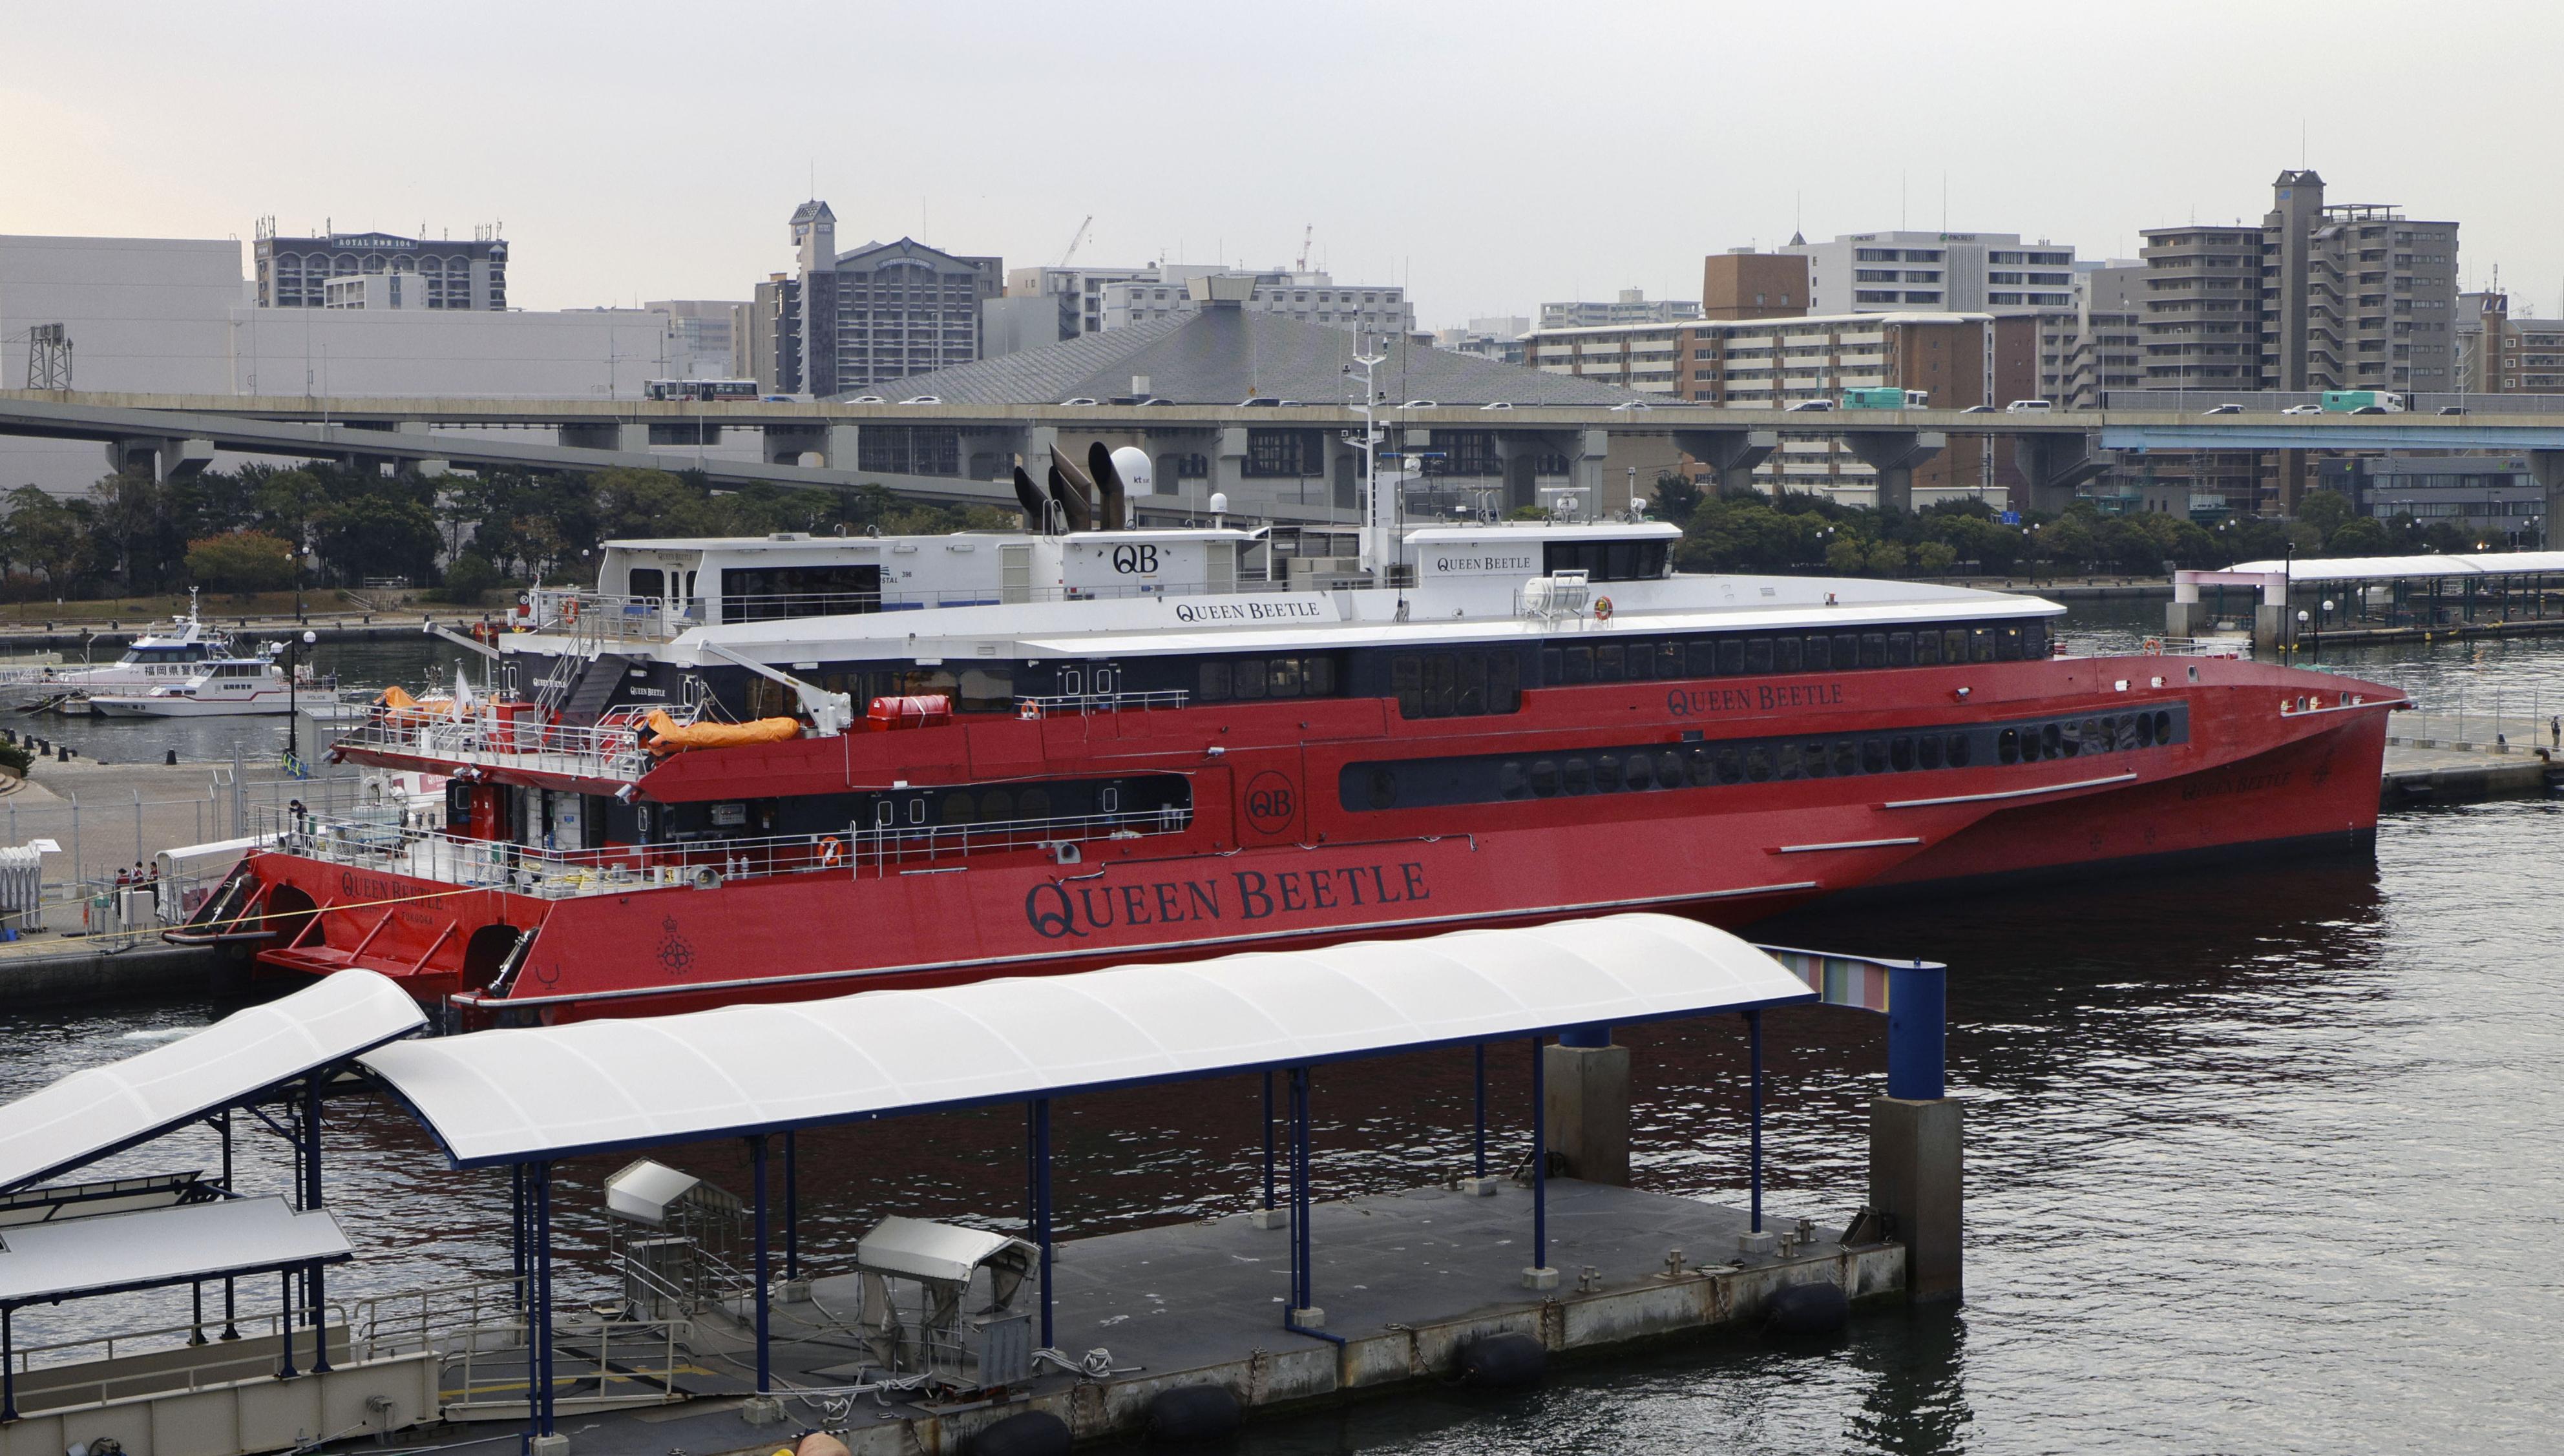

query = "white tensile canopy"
361;913;1814;1169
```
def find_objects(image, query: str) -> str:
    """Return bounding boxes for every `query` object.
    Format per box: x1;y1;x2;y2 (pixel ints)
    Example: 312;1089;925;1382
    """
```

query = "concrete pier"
368;1180;1904;1456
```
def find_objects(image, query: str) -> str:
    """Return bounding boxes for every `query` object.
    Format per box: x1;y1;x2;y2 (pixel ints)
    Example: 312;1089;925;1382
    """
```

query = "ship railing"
518;576;1301;641
260;802;1196;896
331;709;657;783
1014;688;1191;716
2139;635;2249;658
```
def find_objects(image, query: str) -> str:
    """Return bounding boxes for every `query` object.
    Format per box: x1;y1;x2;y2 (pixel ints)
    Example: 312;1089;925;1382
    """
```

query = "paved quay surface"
317;1180;1897;1456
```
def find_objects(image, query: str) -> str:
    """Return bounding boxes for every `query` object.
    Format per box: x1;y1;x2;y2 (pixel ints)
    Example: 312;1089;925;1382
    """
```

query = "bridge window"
721;564;881;623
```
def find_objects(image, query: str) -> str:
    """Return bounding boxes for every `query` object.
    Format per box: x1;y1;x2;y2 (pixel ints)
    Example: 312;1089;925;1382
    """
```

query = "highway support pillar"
1843;430;1946;514
2012;432;2114;517
1543;1024;1630;1186
2530;452;2564;550
558;421;649;454
1674;428;1779;494
103;436;214;481
1869;961;1962;1303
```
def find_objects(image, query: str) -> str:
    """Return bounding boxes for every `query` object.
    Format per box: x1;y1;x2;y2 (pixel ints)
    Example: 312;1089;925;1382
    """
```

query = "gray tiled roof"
846;307;1653;407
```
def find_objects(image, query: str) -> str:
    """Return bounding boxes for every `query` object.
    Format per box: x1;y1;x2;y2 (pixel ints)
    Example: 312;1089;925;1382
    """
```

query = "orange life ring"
817;836;843;868
565;599;580;623
1593;595;1614;622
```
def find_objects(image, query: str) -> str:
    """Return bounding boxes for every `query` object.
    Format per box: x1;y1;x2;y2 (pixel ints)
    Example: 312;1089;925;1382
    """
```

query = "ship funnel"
1051;448;1099;531
1046;460;1093;531
1010;463;1050;529
1089;441;1128;530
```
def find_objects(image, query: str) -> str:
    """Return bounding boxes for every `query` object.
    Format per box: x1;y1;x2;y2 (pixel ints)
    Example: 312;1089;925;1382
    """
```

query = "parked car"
2005;399;2054;413
2203;403;2243;415
2352;405;2387;415
1400;399;1439;409
1960;404;1996;414
1058;397;1099;406
846;395;887;404
1785;399;1835;412
900;395;943;405
2281;404;2324;415
1479;401;1515;411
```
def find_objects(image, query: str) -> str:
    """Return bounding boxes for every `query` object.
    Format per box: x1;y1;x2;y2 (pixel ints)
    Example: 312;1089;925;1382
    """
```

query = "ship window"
1944;629;1970;663
1687;641;1717;677
1997;728;2020;764
2040;722;2062;758
979;788;1014;820
721;563;883;622
1685;747;1714;785
1915;631;1941;666
2152;710;2173;743
2023;621;2048;658
1860;739;1887;774
1530;759;1560;796
957;667;1013;712
1717;640;1745;675
1998;625;2025;661
1391;656;1420;714
1020;787;1053;818
1366;768;1397;809
941;791;976;823
1237;658;1268;700
1970;628;1995;663
1596;753;1621;789
2059;722;2081;757
1199;660;1232;702
2114;716;2138;751
1890;736;1915;771
1745;638;1772;673
1918;735;1944;769
1774;744;1801;780
1306;656;1338;695
1562;647;1593;683
2137;713;2156;747
1622;642;1654;681
1423;654;1457;715
1623;754;1653;790
1269;656;1302;698
1860;634;1888;668
1802;740;1829;777
1497;761;1529;800
1743;746;1770;782
1489;654;1520;712
628;568;665;601
1803;635;1831;671
1456;654;1487;714
908;797;929;824
1541;648;1562;685
1832;740;1857;776
1655;751;1681;785
1657;643;1684;678
1889;632;1914;666
1946;733;1971;767
1595;645;1624;682
1562;757;1593;794
1714;747;1744;784
1775;636;1802;672
1834;633;1860;670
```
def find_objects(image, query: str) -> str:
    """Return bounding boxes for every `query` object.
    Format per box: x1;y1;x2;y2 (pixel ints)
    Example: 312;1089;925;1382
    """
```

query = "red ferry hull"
226;653;2399;1021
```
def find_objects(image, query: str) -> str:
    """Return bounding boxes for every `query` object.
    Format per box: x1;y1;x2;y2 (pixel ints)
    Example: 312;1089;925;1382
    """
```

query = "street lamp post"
286;629;317;763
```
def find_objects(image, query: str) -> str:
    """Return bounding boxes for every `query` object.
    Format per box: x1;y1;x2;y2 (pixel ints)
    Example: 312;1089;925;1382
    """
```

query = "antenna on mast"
1295;225;1314;274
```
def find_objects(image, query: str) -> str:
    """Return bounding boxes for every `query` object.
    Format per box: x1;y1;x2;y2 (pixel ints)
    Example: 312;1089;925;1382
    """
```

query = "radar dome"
1109;446;1155;495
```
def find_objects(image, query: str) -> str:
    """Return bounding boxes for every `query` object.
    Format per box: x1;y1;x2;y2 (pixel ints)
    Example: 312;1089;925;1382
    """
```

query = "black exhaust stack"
1089;441;1128;530
1051;448;1099;530
1047;460;1093;530
1011;463;1050;529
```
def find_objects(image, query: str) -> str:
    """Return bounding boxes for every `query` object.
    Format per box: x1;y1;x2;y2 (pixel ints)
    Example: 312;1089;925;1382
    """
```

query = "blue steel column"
1291;1068;1311;1315
510;1163;527;1311
750;1134;772;1394
1472;1043;1487;1178
1032;1098;1054;1349
1529;1036;1547;1273
1747;1008;1764;1234
1558;1024;1610;1049
1;1304;14;1421
220;1110;238;1339
304;1073;329;1372
277;1271;297;1378
784;1130;800;1284
1886;962;1948;1101
533;1161;556;1439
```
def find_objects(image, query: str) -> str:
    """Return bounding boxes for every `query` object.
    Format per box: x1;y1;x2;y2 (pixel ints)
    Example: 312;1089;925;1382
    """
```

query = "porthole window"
1655;751;1683;786
1497;761;1529;800
1832;740;1858;776
980;789;1015;821
1685;748;1715;786
1889;736;1915;771
1563;758;1593;795
1802;740;1831;778
1715;748;1744;784
1774;744;1802;780
1918;736;1944;769
1860;739;1888;775
2040;723;2062;759
2152;710;2174;743
1530;760;1560;797
1947;733;1971;767
1997;728;2020;765
1745;746;1772;782
1624;755;1654;790
1595;754;1622;789
2137;714;2156;747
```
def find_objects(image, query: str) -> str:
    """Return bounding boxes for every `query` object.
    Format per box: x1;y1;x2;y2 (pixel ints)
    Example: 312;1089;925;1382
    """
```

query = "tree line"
1650;475;2524;579
0;465;1007;601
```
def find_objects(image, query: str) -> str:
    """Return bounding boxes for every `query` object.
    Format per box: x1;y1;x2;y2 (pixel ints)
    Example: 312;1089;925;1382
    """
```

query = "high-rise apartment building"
2034;263;2145;408
1781;231;2079;315
2457;291;2564;393
253;220;507;310
755;201;1002;397
1537;289;1699;330
2139;171;2460;395
646;300;745;380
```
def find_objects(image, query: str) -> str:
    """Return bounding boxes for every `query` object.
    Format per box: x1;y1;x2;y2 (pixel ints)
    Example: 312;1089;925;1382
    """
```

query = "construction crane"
1059;215;1093;267
1294;224;1314;273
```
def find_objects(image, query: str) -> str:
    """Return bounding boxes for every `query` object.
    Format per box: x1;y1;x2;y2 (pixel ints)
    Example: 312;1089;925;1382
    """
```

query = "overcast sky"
8;1;2561;329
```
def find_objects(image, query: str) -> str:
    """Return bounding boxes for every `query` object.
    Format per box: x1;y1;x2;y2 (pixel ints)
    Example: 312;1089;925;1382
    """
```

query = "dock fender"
1145;1383;1243;1442
1455;1330;1547;1388
970;1409;1070;1456
1763;1280;1850;1338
